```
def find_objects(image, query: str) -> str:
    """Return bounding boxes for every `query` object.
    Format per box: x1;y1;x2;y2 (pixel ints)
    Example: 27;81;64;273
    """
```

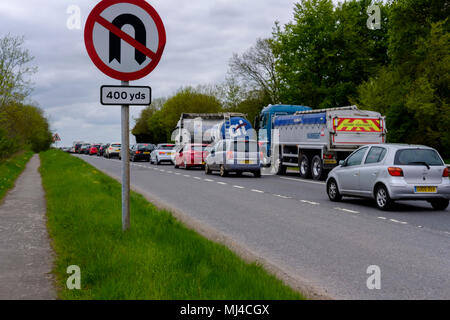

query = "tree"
356;0;450;157
229;38;280;104
272;0;388;108
0;35;37;106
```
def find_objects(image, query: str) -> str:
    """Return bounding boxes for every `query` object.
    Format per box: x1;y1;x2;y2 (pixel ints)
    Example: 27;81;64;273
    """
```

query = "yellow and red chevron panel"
335;118;381;132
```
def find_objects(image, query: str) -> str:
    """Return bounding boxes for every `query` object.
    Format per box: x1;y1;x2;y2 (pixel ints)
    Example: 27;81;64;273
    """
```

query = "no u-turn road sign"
84;0;166;81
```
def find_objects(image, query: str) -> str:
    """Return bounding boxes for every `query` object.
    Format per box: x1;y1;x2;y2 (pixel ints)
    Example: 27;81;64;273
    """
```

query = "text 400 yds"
105;91;147;101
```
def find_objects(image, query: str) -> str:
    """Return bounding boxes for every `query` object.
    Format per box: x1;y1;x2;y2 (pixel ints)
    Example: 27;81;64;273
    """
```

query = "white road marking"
334;207;359;214
193;177;201;180
377;217;387;220
167;171;173;173
159;169;165;172
204;179;214;182
175;172;181;175
183;174;190;177
273;194;291;199
279;176;325;185
390;219;407;224
233;185;245;189
251;189;264;193
300;200;319;205
217;182;227;185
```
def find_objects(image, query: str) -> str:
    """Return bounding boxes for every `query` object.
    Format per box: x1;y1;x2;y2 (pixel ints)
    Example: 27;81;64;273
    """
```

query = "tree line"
133;0;448;158
0;35;52;159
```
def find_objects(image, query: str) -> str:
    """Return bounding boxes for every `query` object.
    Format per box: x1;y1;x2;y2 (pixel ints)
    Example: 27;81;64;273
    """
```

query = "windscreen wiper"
408;161;430;169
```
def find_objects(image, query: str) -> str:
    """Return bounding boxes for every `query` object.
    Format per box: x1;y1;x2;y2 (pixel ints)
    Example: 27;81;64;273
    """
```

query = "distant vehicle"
257;105;387;180
130;143;155;162
174;113;254;147
150;144;176;165
89;144;101;156
204;139;261;177
326;144;450;210
79;144;90;154
74;143;84;153
105;143;121;158
174;143;208;169
97;143;109;156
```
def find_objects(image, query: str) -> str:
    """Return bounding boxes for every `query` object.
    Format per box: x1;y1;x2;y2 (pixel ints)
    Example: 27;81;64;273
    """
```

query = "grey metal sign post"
84;0;166;232
121;80;130;231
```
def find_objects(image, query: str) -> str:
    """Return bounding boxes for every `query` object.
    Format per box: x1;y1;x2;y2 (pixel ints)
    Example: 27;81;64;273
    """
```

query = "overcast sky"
0;0;297;146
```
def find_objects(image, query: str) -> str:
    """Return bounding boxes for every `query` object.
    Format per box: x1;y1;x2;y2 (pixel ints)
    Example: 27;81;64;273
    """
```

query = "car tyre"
429;199;449;210
253;170;261;178
375;185;393;211
219;165;228;177
327;179;342;202
299;155;311;179
184;161;190;170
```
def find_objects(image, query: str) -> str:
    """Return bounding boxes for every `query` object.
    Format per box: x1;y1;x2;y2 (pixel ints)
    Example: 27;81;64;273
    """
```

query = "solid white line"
334;207;359;214
279;176;325;185
251;189;264;193
233;185;245;189
300;200;319;205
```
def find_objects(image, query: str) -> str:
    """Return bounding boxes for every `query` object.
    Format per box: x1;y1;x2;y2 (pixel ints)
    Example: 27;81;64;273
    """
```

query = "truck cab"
255;104;311;162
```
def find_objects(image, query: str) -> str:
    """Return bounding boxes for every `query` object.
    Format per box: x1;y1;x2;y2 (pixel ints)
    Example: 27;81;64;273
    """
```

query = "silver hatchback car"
326;144;450;210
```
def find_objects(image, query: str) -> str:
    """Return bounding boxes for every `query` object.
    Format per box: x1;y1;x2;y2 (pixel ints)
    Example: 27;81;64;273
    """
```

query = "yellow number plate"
415;186;437;193
324;159;337;164
240;160;253;164
143;152;150;154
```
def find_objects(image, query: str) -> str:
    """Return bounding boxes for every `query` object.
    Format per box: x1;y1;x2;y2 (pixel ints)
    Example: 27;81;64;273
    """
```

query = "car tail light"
226;151;233;160
260;151;264;159
443;167;449;177
159;151;165;155
388;167;403;176
323;154;333;159
136;151;141;154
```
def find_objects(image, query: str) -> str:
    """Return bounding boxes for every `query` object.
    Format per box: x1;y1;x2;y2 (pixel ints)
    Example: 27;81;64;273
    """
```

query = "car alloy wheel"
327;179;341;201
375;185;392;210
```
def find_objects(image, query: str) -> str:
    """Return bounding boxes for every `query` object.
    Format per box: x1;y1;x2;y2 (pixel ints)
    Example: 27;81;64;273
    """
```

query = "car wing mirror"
339;160;346;166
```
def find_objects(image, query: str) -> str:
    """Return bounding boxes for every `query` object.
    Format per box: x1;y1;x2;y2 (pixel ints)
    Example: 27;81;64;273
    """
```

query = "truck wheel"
299;155;311;179
275;159;286;175
311;155;325;180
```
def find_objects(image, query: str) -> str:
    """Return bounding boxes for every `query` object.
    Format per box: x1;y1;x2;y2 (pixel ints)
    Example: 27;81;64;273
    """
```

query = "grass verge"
0;150;33;202
39;149;304;300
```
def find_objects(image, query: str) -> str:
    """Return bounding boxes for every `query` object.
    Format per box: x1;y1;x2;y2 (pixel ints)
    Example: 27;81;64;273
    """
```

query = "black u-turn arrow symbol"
109;14;147;65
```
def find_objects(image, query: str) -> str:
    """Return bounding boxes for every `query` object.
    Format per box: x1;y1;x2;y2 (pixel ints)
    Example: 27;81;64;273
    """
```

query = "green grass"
0;150;33;202
39;149;304;300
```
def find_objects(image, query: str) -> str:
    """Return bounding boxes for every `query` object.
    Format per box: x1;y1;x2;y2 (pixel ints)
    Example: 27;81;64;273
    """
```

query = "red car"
89;144;101;155
174;144;208;169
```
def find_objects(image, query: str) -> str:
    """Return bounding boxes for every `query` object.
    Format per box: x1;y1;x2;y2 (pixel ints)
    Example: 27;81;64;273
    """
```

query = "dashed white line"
273;194;291;199
390;219;407;224
175;172;181;175
204;179;214;182
251;189;264;193
167;171;173;173
377;217;387;220
279;176;325;185
193;177;201;180
183;174;190;177
233;185;245;189
334;207;359;214
217;182;227;185
300;200;320;205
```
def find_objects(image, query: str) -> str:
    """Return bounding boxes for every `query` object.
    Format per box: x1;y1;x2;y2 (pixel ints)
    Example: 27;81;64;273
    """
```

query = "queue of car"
67;140;449;211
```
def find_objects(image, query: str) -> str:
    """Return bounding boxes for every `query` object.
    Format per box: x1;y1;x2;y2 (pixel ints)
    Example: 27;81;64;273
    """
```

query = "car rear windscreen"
111;144;121;147
232;141;258;153
138;145;152;151
159;145;175;150
394;149;443;166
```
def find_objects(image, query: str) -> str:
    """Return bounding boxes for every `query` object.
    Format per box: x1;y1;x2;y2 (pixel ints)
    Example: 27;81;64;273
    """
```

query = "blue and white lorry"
256;105;387;180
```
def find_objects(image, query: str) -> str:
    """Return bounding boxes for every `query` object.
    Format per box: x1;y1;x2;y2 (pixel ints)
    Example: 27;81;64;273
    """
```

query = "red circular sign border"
84;0;166;81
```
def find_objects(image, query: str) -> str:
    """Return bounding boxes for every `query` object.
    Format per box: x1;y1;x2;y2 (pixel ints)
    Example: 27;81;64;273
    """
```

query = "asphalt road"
75;154;450;299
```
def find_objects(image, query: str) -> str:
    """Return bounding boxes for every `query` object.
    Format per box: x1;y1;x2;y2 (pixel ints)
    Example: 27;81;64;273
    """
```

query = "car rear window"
232;141;258;152
159;145;175;150
138;145;152;151
394;149;443;166
191;145;207;151
111;144;121;147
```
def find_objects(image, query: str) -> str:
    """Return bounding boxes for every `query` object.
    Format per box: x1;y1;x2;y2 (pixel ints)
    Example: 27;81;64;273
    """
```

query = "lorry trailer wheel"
299;155;311;179
311;155;324;180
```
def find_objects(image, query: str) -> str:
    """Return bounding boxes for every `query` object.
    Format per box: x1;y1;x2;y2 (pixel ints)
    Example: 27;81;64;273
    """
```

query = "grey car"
150;144;176;165
204;139;261;177
326;144;450;210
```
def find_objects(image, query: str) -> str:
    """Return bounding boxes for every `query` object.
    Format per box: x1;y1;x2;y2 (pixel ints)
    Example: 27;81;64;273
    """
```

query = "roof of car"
375;143;435;150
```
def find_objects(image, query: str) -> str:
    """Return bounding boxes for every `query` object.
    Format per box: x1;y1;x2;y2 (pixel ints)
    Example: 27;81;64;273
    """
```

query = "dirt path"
0;154;55;299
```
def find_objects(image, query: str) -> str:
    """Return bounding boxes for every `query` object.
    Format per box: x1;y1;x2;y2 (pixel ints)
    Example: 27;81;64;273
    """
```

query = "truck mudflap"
332;117;385;145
